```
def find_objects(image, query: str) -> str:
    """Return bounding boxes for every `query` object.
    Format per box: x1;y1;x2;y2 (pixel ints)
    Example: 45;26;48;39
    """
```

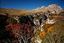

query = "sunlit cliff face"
32;14;41;26
46;18;56;24
33;18;40;26
32;13;48;26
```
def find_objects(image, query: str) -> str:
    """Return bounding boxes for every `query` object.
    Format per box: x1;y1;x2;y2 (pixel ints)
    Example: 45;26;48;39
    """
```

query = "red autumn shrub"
6;23;22;38
6;21;34;39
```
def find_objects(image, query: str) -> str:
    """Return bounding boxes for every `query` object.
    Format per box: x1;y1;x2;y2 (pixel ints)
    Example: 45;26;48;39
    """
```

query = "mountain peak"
32;4;63;14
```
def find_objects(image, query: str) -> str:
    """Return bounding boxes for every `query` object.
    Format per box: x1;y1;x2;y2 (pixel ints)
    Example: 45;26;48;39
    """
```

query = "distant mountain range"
0;4;64;16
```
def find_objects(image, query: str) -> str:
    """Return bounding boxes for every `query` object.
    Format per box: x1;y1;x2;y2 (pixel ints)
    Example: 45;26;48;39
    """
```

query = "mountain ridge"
0;4;64;16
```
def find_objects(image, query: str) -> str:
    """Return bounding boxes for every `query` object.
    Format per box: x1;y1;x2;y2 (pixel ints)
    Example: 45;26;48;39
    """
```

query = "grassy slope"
42;20;64;43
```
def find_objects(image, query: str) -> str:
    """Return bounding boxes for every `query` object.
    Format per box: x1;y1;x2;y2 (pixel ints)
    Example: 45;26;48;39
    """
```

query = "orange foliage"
39;31;46;39
47;26;54;33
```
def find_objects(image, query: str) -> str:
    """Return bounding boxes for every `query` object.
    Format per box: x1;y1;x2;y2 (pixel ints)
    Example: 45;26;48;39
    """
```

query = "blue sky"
0;0;64;10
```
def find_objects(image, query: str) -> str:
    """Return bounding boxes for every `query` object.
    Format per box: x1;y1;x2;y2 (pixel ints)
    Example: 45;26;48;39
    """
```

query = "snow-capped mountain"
32;4;63;14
